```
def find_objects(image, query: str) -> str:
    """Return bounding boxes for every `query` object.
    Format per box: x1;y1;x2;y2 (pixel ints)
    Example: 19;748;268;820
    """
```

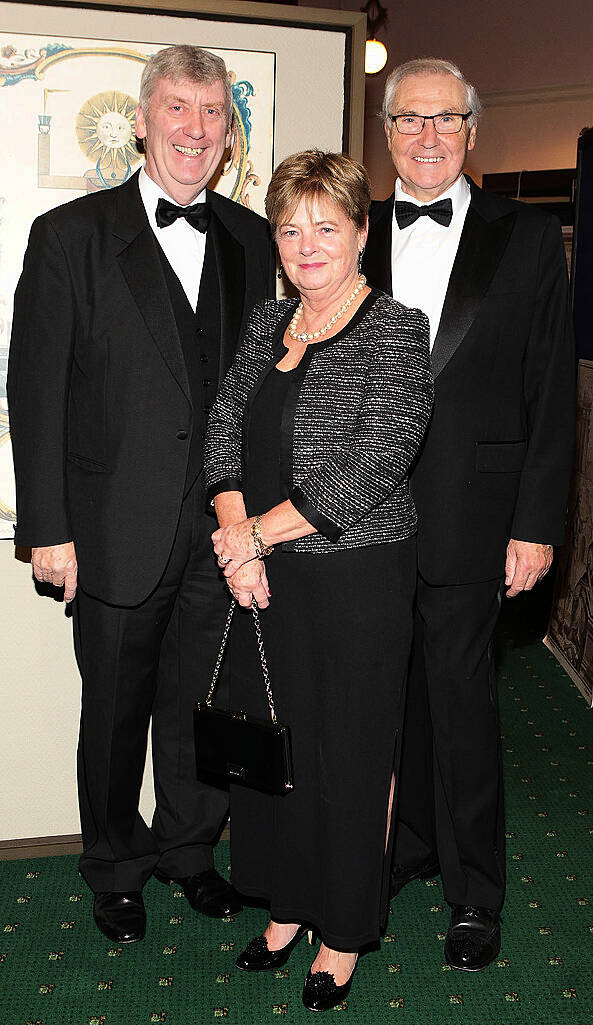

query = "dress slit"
228;366;417;950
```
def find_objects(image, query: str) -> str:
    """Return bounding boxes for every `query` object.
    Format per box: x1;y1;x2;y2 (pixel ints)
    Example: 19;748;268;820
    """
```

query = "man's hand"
505;539;553;598
31;542;78;603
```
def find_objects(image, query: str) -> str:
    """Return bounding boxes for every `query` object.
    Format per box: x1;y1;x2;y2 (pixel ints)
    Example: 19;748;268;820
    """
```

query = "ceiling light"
361;0;389;75
365;38;388;74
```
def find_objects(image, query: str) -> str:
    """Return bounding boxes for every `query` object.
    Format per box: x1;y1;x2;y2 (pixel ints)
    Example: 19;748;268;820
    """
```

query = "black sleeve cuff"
289;486;343;542
205;476;243;506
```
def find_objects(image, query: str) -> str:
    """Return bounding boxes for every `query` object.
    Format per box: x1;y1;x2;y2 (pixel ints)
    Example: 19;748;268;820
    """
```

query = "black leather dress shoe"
302;960;358;1012
444;905;501;971
155;868;242;918
390;857;440;897
93;891;146;943
236;925;310;972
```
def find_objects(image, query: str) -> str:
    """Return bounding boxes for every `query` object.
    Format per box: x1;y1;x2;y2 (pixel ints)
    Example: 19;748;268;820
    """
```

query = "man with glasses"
363;58;574;971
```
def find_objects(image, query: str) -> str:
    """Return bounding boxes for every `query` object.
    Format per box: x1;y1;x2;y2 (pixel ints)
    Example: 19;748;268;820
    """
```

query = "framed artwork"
0;35;275;207
0;0;366;538
545;360;593;705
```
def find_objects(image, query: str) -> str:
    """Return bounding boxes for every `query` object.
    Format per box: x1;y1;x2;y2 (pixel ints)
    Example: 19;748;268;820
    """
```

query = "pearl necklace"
288;275;367;343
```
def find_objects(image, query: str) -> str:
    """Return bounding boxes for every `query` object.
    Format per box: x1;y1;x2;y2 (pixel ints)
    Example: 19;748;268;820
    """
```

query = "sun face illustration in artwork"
96;110;132;150
76;90;141;187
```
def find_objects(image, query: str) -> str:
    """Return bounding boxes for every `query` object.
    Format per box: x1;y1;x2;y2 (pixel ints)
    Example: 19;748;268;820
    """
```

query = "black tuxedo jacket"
363;178;575;585
8;171;275;605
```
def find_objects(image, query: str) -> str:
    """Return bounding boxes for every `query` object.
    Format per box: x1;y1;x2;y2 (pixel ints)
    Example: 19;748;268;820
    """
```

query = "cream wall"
1;545;81;839
0;543;157;841
466;89;591;183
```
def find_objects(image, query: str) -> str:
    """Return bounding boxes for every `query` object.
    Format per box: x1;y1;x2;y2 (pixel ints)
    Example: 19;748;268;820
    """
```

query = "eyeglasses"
390;112;472;135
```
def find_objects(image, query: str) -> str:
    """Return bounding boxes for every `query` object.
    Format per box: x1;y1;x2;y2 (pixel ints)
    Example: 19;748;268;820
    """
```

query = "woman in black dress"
205;150;432;1011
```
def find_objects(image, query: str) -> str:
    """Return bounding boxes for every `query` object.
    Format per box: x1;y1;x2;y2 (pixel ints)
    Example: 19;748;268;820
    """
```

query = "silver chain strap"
250;597;277;723
205;600;236;706
205;598;277;724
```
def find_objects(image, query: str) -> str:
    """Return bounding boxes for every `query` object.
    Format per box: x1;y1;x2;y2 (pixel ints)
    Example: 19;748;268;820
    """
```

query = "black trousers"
73;481;230;892
393;573;506;911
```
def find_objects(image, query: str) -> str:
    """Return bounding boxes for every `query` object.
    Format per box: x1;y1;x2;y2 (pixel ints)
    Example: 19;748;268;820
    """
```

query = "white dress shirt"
138;167;206;312
391;174;471;349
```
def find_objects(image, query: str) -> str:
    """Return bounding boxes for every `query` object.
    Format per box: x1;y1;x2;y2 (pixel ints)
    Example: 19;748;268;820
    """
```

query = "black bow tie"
394;197;453;229
156;197;210;232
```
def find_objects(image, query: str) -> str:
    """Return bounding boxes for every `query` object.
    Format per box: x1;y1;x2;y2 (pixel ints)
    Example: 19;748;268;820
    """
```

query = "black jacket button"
202;378;211;387
176;429;188;440
200;353;209;363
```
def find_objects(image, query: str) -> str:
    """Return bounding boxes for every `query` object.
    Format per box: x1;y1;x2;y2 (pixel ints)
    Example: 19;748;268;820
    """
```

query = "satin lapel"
363;197;393;294
113;176;190;401
208;207;246;381
431;202;516;379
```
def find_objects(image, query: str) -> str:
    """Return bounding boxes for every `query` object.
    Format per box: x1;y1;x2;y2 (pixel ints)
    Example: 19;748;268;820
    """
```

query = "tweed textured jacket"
205;290;433;552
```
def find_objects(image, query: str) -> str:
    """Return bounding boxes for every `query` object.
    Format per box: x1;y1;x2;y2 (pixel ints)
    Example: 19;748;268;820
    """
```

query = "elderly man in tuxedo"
8;45;275;943
363;58;574;971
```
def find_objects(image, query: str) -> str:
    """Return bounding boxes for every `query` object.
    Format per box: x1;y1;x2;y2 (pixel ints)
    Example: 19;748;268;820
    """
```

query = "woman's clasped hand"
212;517;271;608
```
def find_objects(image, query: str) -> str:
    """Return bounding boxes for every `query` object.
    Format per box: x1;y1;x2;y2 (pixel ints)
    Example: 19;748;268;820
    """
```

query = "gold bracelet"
250;515;274;560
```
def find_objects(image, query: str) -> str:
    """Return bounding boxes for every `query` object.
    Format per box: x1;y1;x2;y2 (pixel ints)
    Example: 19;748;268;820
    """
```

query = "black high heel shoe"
236;924;314;972
302;956;358;1012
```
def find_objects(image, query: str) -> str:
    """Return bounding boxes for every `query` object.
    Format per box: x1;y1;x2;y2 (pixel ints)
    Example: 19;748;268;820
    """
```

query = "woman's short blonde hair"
265;150;370;237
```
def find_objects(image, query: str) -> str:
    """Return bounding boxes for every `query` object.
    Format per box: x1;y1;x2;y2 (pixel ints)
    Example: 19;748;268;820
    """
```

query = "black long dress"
229;353;416;951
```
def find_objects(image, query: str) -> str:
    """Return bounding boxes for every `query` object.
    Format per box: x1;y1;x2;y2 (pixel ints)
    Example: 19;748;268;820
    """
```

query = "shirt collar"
139;166;206;228
394;173;470;218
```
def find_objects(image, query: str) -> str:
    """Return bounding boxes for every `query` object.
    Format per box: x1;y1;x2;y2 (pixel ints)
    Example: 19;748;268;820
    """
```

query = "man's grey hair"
139;44;233;127
381;57;482;131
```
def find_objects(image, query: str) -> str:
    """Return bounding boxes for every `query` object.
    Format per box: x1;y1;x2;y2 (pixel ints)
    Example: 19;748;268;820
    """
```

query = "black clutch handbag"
194;598;294;795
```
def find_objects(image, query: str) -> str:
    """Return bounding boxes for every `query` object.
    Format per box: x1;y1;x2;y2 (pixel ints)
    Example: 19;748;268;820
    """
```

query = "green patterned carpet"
1;635;591;1025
